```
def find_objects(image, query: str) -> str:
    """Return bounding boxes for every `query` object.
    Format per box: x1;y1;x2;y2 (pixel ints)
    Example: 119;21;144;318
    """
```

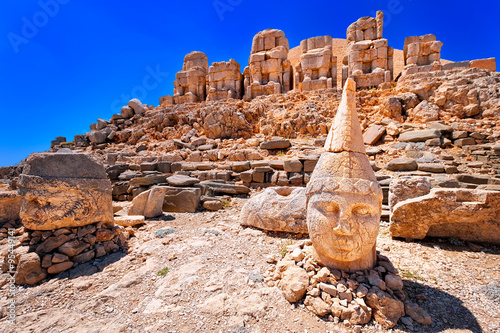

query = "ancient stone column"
294;35;337;92
18;152;113;230
305;78;383;272
243;29;292;100
173;51;208;104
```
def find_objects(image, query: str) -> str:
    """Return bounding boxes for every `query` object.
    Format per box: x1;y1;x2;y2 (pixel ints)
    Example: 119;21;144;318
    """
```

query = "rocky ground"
1;196;498;333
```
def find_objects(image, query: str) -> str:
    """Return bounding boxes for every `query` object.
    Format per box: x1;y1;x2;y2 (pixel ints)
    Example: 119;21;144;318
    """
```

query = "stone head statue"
305;78;382;272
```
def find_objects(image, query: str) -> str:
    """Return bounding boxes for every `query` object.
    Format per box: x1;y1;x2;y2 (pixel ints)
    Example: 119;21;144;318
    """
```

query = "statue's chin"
311;242;377;272
312;234;374;262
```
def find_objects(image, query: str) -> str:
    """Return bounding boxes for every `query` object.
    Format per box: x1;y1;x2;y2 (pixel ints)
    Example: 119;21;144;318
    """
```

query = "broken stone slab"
166;174;200;187
390;189;500;244
0;191;22;222
114;215;145;227
454;138;476;146
162;186;201;213
363;124;386;145
260;139;291;150
18;153;113;230
128;175;167;187
399;129;441;142
283;159;303;172
231;162;251;172
240;187;307;234
417;163;445;173
198;181;250;195
454;174;490;185
386;158;417;171
128;186;167;218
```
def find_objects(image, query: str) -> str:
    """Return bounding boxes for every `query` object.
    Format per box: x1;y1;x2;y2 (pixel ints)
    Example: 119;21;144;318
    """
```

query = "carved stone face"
307;191;380;264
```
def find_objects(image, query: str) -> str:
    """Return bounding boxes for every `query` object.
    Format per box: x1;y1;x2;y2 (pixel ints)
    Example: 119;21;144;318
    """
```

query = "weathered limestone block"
128;186;167;218
0;191;22;222
403;34;443;67
206;59;243;101
344;11;393;88
294;35;337;92
240;187;307;234
390;189;500;244
174;51;208;104
162;186;201;213
243;29;292;100
470;57;496;72
18;153;113;230
389;176;431;212
305;79;383;272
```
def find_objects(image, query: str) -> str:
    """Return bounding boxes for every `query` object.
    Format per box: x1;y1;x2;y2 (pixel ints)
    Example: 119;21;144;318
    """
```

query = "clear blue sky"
1;0;498;167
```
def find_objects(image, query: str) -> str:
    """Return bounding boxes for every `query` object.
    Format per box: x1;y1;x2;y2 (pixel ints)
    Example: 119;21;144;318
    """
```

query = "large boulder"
18;153;113;230
390;189;500;244
240;187;307;234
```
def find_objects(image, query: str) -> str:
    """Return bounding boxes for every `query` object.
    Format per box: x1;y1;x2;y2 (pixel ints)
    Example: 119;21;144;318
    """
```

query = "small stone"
47;261;74;274
385;274;403;291
319;282;338;297
203;200;223;211
316;267;330;282
290;248;304;262
304;296;331;316
51;253;69;264
355;285;368;298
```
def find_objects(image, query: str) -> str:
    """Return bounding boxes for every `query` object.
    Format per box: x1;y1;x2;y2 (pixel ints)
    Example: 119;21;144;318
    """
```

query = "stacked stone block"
342;11;394;89
243;29;292;100
173;51;208;104
294;35;337;92
206;59;243;101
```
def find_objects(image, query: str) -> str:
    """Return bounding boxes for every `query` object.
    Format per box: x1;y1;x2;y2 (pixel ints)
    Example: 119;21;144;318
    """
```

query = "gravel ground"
0;196;499;333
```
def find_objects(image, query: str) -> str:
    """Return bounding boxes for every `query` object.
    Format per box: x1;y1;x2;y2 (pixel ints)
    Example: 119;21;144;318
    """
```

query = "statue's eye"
352;205;373;216
313;201;339;215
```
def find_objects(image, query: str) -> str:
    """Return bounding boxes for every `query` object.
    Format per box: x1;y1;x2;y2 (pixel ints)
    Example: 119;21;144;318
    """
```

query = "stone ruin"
342;11;393;89
294;35;337;92
173;51;208;104
10;152;131;284
243;29;292;100
402;34;443;75
206;59;243;101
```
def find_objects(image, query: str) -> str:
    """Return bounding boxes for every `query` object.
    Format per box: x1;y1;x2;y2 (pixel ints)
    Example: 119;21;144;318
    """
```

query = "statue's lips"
328;234;357;251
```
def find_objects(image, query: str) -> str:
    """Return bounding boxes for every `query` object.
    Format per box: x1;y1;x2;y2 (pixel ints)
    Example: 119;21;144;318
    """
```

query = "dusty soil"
1;195;499;333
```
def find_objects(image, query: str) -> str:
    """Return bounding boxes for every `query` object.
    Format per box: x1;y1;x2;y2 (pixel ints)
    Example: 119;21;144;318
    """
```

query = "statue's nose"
333;213;352;235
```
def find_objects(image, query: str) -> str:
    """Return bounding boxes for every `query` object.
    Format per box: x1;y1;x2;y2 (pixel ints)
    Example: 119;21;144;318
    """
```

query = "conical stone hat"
306;78;382;200
324;78;366;154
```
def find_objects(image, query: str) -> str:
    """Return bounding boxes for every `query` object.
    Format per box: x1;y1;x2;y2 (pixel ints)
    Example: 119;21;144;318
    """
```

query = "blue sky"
1;0;498;167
